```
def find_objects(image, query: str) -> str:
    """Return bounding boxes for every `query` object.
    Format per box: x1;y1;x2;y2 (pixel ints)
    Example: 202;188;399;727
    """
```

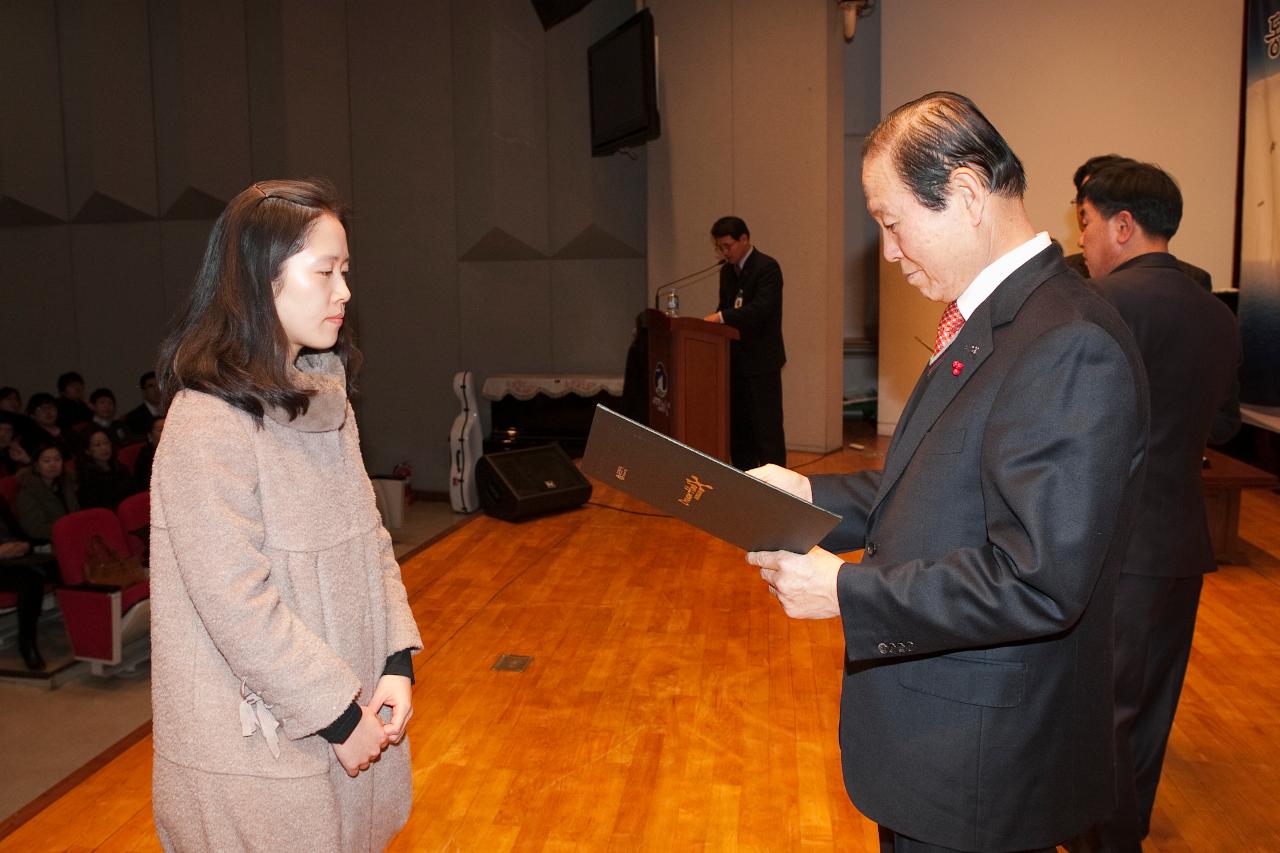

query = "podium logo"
678;474;714;507
653;362;668;398
615;466;628;481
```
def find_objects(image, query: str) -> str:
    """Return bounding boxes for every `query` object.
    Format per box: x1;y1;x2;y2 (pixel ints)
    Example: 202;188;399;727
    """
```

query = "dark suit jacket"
1064;250;1213;291
1090;252;1240;578
809;245;1149;850
716;248;785;376
124;403;161;442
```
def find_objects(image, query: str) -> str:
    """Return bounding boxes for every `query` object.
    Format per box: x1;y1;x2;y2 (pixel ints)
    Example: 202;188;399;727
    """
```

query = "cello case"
449;370;483;512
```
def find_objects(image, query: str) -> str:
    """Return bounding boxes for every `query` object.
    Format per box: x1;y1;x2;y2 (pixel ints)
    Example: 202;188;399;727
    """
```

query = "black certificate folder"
581;405;840;553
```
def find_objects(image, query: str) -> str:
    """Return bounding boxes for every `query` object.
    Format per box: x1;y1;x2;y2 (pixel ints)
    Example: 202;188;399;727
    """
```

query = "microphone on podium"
652;260;725;315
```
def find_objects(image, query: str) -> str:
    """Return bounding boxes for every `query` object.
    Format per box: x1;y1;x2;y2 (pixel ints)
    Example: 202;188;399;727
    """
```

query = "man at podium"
702;216;787;469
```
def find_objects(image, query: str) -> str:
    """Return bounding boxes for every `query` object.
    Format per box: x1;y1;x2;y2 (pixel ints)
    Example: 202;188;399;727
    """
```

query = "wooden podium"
641;308;739;462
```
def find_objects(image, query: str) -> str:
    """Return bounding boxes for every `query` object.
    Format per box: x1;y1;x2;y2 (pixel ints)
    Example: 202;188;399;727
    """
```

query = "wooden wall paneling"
548;259;644;374
57;0;158;222
69;224;167;400
451;0;549;261
148;0;253;218
0;0;68;225
0;228;78;395
346;0;461;485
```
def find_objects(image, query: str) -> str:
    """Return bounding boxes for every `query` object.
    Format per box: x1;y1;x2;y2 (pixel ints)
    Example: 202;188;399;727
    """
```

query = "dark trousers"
878;825;1058;853
1071;573;1203;853
0;555;57;655
729;367;785;470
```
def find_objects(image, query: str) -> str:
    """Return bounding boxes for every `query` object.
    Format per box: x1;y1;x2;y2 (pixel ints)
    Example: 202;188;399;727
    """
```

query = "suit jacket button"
865;542;877;557
877;642;889;655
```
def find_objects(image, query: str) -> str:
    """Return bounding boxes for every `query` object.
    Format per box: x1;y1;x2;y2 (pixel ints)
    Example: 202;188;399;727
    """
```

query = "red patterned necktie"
933;301;965;357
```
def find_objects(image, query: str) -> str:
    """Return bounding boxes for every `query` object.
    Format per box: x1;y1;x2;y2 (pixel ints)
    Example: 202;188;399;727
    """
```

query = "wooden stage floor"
2;439;1278;851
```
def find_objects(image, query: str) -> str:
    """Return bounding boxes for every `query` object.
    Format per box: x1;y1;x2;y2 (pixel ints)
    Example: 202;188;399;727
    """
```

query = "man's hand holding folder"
745;463;843;620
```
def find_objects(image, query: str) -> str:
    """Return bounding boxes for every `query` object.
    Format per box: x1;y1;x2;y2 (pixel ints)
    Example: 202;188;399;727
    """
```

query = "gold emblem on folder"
678;475;714;506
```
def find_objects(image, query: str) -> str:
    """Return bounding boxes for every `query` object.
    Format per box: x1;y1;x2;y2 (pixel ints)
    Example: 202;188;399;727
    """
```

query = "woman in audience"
77;427;139;510
149;179;420;852
15;443;78;545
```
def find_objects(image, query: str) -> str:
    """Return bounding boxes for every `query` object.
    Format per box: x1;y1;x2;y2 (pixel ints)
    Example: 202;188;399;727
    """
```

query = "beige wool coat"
149;353;422;852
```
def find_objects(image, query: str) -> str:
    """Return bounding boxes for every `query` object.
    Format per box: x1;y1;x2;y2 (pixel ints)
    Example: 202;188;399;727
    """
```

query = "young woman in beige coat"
150;179;422;852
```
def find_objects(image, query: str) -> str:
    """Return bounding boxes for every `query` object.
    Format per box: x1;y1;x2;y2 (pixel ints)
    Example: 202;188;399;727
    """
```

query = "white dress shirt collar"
737;246;754;272
955;231;1051;320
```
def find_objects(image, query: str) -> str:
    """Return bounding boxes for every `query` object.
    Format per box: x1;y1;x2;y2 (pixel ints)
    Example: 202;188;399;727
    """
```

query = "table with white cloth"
481;374;624;456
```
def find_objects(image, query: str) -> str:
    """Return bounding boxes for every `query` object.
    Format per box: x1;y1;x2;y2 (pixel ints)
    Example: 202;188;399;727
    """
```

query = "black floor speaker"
476;443;592;521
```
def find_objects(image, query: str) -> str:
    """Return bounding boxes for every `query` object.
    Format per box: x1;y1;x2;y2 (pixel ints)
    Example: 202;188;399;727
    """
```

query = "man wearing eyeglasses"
703;216;787;470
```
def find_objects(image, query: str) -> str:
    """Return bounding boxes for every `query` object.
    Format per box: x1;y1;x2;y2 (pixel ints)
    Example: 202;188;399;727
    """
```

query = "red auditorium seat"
51;508;150;675
115;491;150;561
116;443;144;476
0;475;16;510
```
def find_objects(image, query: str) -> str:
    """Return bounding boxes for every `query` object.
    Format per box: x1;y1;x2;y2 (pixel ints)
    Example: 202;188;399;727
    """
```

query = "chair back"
116;491;149;533
116;443;144;476
52;508;130;586
0;475;16;510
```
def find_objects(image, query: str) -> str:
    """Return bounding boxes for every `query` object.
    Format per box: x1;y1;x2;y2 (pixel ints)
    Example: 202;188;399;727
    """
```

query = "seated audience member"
78;427;140;510
124;371;165;442
55;371;93;431
1066;154;1212;289
132;416;164;490
15;443;78;546
0;418;31;476
0;387;20;413
87;388;129;447
25;393;71;459
0;499;59;670
0;389;38;448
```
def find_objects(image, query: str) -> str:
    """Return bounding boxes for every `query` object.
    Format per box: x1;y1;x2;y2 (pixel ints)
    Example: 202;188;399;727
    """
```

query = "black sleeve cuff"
382;649;415;684
317;701;361;744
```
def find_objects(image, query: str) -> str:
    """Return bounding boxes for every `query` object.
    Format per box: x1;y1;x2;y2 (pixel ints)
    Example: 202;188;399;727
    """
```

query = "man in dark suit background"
1065;154;1212;290
702;216;786;469
748;92;1150;852
1071;161;1241;852
124;370;166;442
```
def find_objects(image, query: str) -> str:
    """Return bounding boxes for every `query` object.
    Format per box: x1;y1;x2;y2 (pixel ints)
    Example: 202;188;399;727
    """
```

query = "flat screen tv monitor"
588;9;660;157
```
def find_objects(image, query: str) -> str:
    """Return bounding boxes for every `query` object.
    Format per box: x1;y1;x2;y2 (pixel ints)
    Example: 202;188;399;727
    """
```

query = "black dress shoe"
20;644;46;671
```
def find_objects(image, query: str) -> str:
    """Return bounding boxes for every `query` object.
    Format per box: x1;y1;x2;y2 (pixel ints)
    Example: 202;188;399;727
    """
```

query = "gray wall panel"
347;0;460;484
58;0;158;219
0;228;77;394
452;0;548;258
158;220;215;321
546;0;645;258
0;0;68;222
69;224;167;400
149;0;253;214
458;261;553;377
549;259;644;374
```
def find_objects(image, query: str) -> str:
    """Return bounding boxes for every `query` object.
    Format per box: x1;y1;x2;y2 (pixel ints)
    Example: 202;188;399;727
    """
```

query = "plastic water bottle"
665;289;679;317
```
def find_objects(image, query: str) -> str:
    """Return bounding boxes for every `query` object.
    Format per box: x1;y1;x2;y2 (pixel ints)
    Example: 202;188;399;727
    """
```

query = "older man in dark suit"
1072;161;1241;852
703;216;786;469
749;92;1150;852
